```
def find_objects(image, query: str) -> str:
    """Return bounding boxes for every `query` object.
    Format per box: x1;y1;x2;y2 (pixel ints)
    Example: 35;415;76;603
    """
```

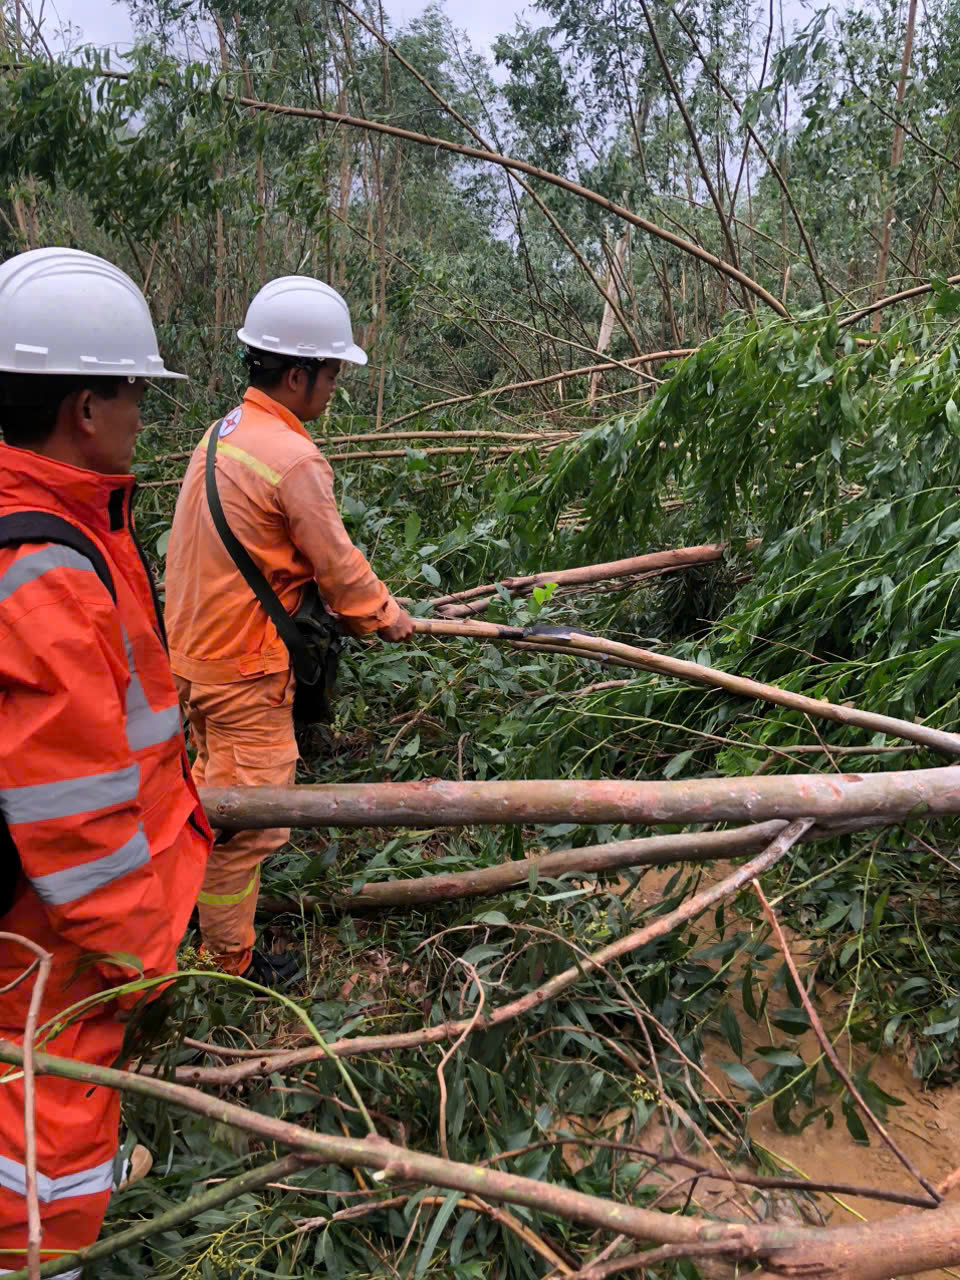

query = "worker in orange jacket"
165;276;412;983
0;248;212;1276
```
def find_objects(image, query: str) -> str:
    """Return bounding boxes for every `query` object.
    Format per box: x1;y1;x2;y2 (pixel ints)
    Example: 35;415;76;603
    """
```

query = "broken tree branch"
377;350;695;432
171;825;809;1086
334;817;889;911
413;618;960;758
21;60;787;315
752;882;940;1206
11;1010;960;1280
430;544;738;615
838;272;960;328
0;1030;820;1263
0;934;52;1280
227;101;790;317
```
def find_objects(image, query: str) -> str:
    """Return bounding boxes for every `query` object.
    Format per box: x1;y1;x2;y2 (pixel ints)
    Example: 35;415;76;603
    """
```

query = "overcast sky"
44;0;533;60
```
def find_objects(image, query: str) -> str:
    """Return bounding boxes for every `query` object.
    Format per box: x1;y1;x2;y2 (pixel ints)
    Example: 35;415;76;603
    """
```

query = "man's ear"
58;388;94;437
76;389;97;434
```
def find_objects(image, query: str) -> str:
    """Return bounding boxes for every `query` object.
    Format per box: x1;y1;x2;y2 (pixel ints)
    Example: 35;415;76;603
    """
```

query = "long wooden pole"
412;618;960;759
199;765;960;831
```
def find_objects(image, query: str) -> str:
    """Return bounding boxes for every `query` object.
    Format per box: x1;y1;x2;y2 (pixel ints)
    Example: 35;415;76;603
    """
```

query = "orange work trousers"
175;670;298;975
0;1014;123;1278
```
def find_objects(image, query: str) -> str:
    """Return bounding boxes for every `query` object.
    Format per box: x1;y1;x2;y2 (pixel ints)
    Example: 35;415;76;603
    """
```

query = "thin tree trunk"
431;543;736;611
210;20;230;393
589;233;629;405
872;0;919;331
335;817;887;910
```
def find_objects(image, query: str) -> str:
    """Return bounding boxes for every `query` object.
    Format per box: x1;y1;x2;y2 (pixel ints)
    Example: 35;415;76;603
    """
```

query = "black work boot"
242;949;302;988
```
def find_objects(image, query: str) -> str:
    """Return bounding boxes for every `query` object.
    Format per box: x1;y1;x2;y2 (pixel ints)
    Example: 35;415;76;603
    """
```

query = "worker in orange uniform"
0;247;211;1278
165;276;413;985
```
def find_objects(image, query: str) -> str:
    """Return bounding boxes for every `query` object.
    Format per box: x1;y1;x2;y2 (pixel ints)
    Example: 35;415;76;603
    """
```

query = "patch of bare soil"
613;861;960;1275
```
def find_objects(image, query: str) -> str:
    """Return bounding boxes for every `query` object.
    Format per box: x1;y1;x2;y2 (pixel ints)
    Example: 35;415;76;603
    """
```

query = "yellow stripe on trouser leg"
198;842;271;973
176;669;299;976
197;868;260;907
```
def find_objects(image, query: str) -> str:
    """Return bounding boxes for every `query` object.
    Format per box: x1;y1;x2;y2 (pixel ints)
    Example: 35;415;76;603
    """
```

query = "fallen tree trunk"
6;1032;960;1280
335;817;890;910
430;544;737;613
200;764;960;831
413;618;960;759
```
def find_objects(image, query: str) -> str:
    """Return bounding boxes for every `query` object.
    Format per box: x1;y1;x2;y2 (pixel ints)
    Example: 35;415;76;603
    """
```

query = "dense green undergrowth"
94;303;960;1276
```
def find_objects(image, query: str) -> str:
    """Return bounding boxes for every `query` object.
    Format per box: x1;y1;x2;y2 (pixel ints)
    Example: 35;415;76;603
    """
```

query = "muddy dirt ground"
628;863;960;1277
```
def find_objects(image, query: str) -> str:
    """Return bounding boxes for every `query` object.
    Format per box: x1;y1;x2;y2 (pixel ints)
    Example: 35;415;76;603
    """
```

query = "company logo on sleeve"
219;407;244;437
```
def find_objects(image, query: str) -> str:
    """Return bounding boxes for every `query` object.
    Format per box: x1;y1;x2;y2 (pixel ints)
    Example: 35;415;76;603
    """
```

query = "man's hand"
378;607;415;642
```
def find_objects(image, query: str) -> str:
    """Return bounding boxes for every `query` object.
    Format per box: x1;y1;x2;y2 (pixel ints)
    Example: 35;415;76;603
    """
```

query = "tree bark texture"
200;765;960;831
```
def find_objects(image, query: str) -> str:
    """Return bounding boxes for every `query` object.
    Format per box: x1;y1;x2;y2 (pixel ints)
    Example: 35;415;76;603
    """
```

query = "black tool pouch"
290;582;343;724
205;422;344;725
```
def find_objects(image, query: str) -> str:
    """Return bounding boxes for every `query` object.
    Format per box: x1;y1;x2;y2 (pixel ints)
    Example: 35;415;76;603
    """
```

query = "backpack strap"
0;512;116;601
0;511;117;920
204;422;316;680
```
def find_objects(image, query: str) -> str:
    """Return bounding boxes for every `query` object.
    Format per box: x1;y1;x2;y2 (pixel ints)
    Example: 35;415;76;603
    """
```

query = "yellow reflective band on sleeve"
197;870;259;908
216;442;282;486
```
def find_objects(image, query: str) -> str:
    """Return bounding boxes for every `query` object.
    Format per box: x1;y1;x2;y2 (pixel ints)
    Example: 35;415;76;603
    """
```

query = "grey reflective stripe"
0;545;95;608
0;763;140;826
29;827;150;906
121;629;181;752
0;1151;115;1203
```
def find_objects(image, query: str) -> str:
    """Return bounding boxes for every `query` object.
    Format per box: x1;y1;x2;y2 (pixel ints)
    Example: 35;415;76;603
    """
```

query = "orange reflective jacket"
165;388;399;685
0;444;211;1027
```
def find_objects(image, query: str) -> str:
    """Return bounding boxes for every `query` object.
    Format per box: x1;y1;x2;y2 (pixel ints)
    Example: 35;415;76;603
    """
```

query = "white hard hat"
238;275;368;366
0;246;185;379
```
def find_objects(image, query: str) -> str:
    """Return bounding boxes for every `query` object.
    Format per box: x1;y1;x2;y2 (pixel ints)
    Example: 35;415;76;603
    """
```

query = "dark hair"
242;346;331;396
0;374;123;448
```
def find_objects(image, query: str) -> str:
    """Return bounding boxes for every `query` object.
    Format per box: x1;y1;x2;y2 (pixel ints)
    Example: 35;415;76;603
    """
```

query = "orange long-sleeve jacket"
165;387;400;684
0;445;211;1027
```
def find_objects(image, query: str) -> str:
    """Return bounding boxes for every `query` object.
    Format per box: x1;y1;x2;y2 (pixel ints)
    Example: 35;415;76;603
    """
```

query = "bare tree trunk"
431;543;735;612
200;764;960;831
335;817;888;910
210;20;230;393
872;0;919;332
234;18;267;286
588;233;629;405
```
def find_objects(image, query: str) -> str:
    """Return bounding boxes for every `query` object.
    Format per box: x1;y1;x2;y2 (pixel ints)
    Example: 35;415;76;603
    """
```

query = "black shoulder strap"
0;512;116;601
0;511;117;921
204;422;312;675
